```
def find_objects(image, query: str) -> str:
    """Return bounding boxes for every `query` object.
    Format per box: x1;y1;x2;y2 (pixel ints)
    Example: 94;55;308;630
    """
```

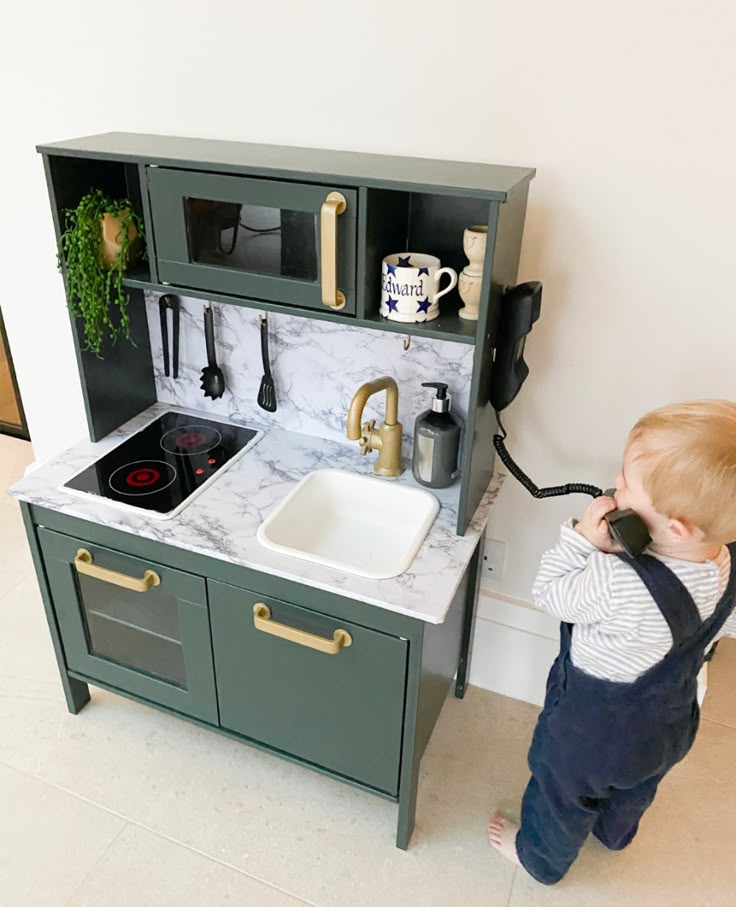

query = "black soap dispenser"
412;382;463;489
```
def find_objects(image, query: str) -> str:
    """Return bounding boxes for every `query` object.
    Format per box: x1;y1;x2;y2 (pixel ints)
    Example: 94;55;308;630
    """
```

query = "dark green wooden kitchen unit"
24;132;535;848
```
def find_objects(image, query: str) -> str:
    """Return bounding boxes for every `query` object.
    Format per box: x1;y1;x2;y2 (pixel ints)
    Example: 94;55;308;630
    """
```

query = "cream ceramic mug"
380;253;458;323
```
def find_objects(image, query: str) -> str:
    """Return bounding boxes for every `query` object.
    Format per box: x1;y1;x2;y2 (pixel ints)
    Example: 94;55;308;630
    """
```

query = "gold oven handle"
253;603;352;655
320;191;347;311
74;548;161;593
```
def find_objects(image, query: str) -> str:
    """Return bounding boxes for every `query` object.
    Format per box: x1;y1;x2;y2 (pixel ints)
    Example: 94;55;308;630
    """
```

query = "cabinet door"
209;580;407;795
38;529;217;724
148;168;357;313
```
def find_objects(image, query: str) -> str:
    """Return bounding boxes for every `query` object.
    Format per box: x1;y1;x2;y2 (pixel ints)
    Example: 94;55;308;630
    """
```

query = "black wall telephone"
491;283;651;557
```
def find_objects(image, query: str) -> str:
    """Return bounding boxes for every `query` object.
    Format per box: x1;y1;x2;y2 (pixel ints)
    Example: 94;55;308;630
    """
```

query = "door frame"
0;307;29;440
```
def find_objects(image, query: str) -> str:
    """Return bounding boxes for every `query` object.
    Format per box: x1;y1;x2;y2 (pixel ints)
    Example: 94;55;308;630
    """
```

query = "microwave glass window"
184;199;318;281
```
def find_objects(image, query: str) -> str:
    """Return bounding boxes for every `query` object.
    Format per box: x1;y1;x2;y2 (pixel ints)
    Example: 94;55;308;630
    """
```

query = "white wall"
3;2;735;700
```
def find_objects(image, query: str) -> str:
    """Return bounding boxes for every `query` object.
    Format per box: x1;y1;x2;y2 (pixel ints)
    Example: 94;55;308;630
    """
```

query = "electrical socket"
482;538;506;582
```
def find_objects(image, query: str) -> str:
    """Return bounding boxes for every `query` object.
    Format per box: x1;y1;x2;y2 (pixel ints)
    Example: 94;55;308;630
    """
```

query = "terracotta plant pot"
100;211;141;269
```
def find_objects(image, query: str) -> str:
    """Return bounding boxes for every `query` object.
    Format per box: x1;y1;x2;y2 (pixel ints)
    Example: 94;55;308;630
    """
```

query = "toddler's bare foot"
488;812;522;868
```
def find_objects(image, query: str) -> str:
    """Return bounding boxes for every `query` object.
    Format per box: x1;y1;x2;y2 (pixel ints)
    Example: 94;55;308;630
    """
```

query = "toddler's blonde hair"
628;400;736;544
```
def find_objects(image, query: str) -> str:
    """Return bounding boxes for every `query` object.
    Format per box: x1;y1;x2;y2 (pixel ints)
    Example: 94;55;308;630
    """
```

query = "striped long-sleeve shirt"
532;521;736;683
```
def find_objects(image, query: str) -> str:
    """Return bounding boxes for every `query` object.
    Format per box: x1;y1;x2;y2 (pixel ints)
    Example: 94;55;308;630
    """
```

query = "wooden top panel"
37;132;535;200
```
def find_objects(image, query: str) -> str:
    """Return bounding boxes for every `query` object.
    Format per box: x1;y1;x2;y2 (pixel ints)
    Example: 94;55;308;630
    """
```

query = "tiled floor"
2;433;736;906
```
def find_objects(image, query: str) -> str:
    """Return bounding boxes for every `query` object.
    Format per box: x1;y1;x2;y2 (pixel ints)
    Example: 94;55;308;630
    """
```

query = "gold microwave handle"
320;191;347;310
253;603;352;655
74;548;160;593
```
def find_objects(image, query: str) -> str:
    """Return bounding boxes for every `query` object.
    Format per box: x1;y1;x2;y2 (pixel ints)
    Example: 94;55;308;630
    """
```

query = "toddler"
488;400;736;884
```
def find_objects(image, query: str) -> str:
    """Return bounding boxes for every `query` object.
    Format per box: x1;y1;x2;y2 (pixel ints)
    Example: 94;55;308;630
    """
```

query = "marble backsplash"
145;291;474;450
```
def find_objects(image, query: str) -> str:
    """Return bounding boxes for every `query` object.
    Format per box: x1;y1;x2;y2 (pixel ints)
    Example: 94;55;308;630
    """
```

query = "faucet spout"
346;376;399;439
346;376;404;477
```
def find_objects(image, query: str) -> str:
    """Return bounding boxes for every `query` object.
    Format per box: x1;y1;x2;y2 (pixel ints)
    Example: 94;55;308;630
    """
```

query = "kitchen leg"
20;503;91;714
60;672;90;714
396;755;420;850
455;531;484;699
395;632;423;849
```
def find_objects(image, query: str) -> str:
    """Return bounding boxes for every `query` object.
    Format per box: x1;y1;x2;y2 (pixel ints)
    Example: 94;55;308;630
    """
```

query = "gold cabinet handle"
74;549;160;593
253;603;352;655
320;191;347;310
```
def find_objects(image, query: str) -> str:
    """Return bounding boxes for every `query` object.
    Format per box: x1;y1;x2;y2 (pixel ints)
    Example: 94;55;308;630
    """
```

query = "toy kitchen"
8;132;538;848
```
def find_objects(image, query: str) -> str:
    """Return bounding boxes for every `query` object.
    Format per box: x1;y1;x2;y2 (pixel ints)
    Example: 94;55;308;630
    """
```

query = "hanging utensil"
200;304;225;400
257;314;277;412
158;294;180;379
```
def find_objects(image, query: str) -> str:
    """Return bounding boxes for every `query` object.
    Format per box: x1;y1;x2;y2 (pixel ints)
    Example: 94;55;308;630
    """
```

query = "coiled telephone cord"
492;412;603;499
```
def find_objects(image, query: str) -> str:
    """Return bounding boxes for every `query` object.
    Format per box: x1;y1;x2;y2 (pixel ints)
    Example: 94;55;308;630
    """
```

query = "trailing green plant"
58;189;145;356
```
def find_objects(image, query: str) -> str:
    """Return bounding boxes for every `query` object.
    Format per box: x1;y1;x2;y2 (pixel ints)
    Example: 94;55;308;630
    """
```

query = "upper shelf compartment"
357;187;494;341
43;154;154;285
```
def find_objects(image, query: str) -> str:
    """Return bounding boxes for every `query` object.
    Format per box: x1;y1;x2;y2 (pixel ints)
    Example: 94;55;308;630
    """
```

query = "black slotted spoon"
200;304;225;400
257;314;277;412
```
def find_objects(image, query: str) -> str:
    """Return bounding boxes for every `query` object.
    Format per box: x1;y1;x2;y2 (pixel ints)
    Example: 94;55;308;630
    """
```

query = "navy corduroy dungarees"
515;544;736;885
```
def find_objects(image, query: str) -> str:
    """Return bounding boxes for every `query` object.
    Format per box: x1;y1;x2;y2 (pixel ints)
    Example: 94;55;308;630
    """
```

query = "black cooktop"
65;412;259;518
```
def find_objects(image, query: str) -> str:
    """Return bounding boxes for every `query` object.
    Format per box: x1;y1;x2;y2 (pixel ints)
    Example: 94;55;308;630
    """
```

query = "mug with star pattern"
380;253;458;323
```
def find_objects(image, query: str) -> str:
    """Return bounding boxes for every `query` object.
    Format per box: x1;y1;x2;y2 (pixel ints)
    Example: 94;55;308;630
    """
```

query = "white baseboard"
470;590;710;707
468;591;559;707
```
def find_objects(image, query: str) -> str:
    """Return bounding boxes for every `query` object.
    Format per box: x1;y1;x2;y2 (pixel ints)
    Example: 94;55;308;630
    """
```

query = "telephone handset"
601;489;651;557
490;283;652;558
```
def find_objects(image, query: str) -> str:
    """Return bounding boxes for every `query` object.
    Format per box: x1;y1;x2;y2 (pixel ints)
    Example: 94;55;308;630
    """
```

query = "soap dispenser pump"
412;382;463;489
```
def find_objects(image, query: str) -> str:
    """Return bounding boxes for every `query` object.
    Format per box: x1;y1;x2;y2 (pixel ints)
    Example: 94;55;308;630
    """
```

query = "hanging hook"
403;335;412;351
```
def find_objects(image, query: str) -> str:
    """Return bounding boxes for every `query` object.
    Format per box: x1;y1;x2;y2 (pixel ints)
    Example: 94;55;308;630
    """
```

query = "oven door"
38;529;218;723
147;167;357;314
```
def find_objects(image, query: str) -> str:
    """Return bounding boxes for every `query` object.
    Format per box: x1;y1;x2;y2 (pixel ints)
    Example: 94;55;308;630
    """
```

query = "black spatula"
257;314;277;412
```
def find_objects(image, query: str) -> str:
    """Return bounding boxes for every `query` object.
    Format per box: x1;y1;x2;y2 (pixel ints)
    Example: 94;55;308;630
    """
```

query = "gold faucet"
346;376;405;477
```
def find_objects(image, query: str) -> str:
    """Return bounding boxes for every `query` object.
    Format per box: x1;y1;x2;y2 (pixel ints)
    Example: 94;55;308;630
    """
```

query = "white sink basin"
257;469;440;579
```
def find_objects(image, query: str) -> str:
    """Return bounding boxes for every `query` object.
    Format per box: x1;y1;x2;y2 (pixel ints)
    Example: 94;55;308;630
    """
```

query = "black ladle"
200;305;225;400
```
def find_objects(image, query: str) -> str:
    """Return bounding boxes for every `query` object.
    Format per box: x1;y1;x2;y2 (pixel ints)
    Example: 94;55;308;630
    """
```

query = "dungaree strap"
615;552;702;647
699;541;736;647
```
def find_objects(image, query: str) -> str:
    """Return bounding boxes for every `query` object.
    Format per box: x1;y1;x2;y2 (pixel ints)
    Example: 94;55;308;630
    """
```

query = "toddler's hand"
575;496;621;552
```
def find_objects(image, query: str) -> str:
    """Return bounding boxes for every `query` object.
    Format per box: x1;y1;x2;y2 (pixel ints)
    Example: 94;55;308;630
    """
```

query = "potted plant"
58;189;145;356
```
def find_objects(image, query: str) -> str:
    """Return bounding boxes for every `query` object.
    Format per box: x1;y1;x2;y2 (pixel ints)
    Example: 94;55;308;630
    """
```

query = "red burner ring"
126;467;161;487
160;424;222;457
175;431;207;450
108;460;177;498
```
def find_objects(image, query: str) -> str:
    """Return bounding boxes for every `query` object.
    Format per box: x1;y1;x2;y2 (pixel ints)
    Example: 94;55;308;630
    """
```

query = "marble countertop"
8;405;502;624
